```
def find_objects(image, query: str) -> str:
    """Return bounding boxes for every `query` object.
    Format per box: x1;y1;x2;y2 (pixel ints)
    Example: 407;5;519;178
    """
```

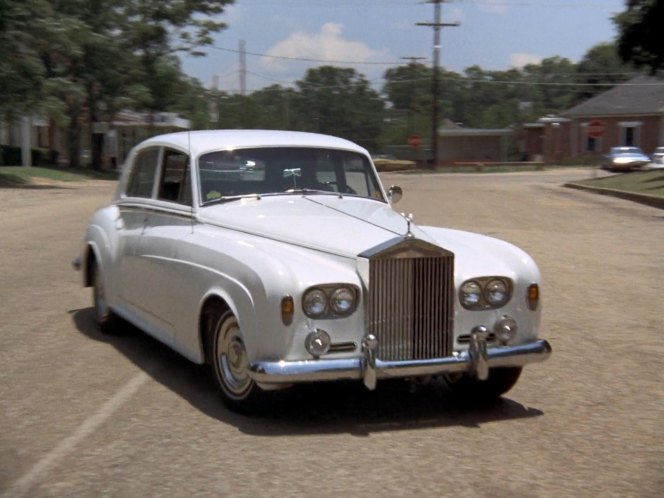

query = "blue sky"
181;0;627;93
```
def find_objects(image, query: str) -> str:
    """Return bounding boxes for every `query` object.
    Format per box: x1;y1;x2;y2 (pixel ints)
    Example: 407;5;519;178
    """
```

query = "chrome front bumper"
249;332;552;390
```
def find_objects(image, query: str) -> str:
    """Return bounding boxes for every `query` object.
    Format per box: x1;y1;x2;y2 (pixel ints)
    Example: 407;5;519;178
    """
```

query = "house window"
619;121;642;147
586;136;598;152
624;127;635;146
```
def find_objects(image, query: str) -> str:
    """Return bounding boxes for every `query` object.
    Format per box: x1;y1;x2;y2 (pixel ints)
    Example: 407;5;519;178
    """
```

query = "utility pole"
239;39;247;96
417;0;459;168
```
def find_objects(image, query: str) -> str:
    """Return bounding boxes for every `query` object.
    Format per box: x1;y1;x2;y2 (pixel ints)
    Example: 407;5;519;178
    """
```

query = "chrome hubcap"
216;318;251;397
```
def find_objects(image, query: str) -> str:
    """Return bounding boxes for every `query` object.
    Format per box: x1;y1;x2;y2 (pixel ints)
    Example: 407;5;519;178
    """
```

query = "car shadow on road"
72;307;544;436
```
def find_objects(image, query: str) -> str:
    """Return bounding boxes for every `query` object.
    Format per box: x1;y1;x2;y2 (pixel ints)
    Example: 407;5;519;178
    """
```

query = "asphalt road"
1;169;662;497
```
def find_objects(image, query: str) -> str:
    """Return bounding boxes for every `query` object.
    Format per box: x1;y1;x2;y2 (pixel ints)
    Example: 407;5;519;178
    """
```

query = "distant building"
1;110;190;167
108;111;191;167
521;75;664;162
436;120;512;164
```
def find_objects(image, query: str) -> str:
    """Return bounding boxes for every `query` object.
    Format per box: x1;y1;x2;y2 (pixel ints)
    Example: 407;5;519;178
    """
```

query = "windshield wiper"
202;193;261;206
264;189;343;197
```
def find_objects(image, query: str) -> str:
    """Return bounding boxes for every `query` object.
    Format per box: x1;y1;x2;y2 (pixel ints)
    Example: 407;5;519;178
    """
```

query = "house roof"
437;119;511;137
562;75;664;118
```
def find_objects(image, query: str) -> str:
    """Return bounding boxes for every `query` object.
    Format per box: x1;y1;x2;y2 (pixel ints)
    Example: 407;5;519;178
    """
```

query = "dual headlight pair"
302;277;520;318
460;277;512;310
302;284;359;319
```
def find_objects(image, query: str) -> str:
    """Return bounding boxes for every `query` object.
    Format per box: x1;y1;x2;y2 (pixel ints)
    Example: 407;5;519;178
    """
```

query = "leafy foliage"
614;0;664;73
0;0;650;164
0;0;234;167
293;67;384;150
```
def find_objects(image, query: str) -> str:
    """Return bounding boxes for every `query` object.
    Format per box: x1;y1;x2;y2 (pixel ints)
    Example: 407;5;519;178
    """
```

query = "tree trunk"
68;119;81;168
91;132;104;169
88;82;104;170
67;102;82;168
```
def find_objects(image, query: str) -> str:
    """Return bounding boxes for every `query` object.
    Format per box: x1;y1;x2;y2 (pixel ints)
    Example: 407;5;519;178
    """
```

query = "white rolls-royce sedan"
74;130;551;413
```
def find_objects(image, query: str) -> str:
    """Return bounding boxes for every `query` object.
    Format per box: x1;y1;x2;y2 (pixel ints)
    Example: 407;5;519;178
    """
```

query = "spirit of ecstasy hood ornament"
401;212;414;239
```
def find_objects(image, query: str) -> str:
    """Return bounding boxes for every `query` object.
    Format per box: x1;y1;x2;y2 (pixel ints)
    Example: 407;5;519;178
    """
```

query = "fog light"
495;316;518;343
305;329;331;357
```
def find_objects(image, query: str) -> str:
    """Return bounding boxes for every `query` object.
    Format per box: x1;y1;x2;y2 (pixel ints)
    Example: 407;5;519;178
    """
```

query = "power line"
210;44;405;66
417;0;459;168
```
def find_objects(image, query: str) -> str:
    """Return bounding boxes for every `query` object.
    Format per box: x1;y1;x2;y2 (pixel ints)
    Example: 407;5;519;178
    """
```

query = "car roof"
136;129;369;157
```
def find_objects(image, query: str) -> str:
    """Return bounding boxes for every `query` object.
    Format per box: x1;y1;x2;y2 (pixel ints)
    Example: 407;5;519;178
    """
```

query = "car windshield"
612;147;643;155
198;147;384;205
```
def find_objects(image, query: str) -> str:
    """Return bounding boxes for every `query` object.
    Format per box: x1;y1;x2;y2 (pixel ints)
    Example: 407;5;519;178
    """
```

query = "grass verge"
571;170;664;198
0;166;118;186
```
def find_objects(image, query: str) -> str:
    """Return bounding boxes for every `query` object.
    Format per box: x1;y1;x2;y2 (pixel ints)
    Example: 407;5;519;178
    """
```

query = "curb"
564;182;664;210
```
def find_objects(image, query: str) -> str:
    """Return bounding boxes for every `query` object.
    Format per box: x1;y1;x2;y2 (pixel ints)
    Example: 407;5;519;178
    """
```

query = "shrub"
0;145;58;166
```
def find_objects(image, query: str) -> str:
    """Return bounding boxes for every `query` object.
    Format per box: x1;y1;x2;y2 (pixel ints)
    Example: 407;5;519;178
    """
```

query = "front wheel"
208;310;268;413
91;259;121;334
445;367;522;401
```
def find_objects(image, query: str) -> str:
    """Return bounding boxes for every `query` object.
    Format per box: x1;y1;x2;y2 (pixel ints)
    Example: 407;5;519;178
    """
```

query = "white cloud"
478;0;509;15
510;53;543;69
260;23;386;73
448;7;466;24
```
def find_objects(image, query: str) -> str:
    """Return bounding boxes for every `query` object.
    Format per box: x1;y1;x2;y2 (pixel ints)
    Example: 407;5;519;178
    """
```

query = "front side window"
125;148;159;198
198;147;383;205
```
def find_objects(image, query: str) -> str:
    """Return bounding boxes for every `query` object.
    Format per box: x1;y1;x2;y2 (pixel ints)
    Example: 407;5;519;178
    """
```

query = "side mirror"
387;185;402;204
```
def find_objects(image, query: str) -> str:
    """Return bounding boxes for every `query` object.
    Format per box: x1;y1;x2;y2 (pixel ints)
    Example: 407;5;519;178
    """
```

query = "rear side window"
158;149;191;205
126;148;159;198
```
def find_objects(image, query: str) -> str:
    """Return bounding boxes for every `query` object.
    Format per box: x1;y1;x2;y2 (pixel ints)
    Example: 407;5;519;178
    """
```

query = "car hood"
197;195;436;258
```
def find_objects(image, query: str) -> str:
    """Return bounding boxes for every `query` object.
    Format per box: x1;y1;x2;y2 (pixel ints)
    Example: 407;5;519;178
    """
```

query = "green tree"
0;0;51;116
383;63;432;111
382;63;431;147
520;56;577;116
575;42;635;101
40;0;234;168
123;0;234;115
250;85;299;130
171;76;212;130
294;66;384;151
461;65;527;128
614;0;664;74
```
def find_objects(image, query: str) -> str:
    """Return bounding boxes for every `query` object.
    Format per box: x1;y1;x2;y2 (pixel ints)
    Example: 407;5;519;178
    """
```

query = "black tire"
208;309;268;414
446;367;522;401
91;259;121;335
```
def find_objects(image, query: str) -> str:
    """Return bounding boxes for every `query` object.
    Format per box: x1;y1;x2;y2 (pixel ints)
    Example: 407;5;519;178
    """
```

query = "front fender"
421;226;543;343
184;224;362;364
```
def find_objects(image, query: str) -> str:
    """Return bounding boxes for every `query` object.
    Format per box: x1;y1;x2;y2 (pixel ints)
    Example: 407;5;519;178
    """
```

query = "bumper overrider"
249;328;552;390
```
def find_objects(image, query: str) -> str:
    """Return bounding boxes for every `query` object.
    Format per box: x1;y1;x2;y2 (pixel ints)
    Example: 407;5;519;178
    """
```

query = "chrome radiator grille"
367;252;454;361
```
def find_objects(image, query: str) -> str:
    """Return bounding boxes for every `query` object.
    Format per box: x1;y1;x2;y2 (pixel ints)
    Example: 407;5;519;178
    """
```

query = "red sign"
408;134;422;148
587;120;605;139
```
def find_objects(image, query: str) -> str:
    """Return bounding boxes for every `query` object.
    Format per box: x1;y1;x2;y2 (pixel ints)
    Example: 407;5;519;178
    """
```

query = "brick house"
521;75;664;162
436;120;512;165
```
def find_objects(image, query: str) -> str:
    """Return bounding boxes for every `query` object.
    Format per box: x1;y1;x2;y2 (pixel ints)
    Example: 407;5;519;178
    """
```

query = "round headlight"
331;287;355;315
485;279;509;306
303;289;327;317
460;280;482;308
